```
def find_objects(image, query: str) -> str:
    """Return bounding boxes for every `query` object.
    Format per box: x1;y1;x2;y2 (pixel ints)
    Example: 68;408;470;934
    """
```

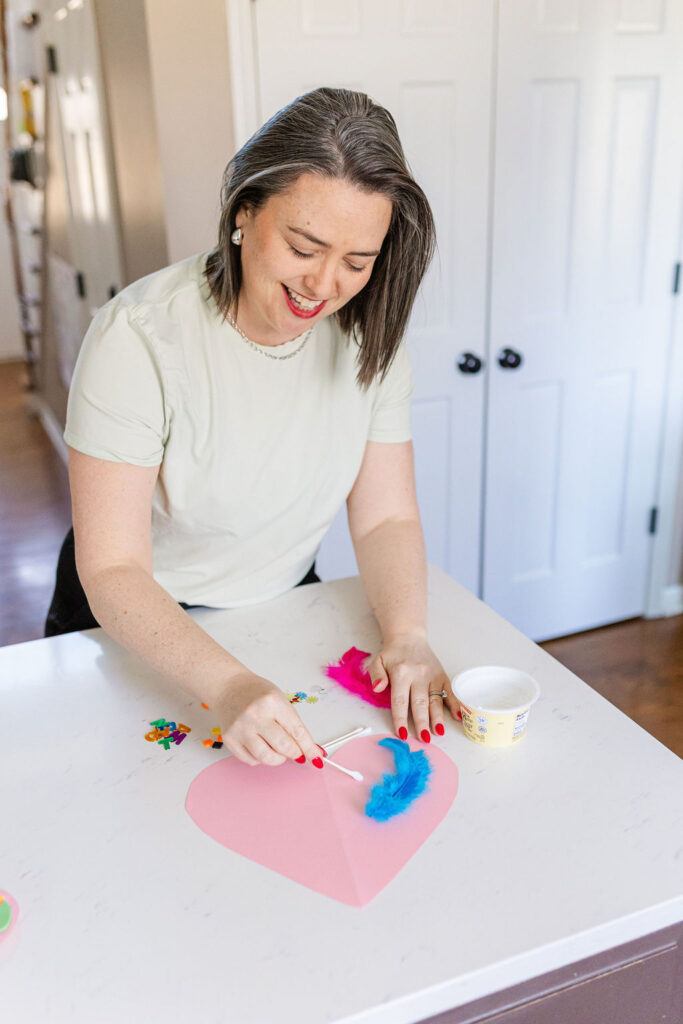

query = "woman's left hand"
364;631;462;742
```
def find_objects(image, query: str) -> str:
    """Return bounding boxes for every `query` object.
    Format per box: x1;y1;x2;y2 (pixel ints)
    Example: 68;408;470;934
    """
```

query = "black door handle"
456;351;484;374
497;347;523;369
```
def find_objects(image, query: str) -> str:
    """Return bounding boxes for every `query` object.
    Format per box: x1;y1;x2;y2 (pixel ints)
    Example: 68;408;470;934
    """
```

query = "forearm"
85;565;247;705
352;517;428;642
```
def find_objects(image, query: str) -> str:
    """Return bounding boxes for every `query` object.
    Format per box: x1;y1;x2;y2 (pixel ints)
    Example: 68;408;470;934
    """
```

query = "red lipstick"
282;283;326;319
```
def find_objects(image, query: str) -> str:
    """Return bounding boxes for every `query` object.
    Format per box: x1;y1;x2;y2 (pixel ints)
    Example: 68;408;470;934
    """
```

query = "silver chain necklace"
226;310;314;361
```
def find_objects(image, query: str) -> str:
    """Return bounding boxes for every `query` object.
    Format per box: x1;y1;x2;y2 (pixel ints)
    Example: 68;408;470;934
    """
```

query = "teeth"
286;285;322;311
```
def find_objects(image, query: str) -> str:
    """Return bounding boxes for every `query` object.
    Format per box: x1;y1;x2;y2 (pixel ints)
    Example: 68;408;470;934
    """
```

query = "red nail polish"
312;757;324;769
398;726;408;740
435;723;445;736
456;708;463;721
420;729;431;743
295;754;306;763
320;747;328;757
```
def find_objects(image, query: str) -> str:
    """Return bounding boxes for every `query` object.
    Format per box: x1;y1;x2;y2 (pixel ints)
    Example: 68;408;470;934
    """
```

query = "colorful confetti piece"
285;687;325;704
144;718;191;749
0;896;12;934
203;726;224;750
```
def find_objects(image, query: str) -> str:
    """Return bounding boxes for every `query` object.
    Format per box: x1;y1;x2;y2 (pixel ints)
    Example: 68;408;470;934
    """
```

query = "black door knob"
497;347;523;369
456;351;484;375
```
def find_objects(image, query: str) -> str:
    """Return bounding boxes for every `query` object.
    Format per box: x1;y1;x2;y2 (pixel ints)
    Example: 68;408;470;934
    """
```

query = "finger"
429;673;450;737
388;666;412;740
276;705;326;766
244;734;288;767
369;654;390;694
261;721;304;762
410;684;432;744
223;736;261;767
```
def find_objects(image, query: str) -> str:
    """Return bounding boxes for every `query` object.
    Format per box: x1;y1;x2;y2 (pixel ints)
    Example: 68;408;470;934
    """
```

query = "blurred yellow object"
19;78;37;138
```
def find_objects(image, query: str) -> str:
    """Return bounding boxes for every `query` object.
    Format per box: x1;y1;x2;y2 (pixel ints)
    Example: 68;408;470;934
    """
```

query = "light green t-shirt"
64;250;413;607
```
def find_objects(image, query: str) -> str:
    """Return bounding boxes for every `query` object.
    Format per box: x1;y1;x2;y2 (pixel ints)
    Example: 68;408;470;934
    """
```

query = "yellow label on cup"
453;667;540;748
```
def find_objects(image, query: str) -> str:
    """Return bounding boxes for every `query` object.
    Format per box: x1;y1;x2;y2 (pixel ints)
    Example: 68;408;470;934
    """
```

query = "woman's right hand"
212;670;327;768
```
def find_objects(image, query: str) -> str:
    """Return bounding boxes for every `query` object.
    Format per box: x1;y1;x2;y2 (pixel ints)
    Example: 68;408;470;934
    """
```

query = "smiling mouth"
282;283;327;317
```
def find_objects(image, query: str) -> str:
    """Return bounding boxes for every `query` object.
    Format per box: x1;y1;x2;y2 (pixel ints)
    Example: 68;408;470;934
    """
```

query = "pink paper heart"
185;734;459;907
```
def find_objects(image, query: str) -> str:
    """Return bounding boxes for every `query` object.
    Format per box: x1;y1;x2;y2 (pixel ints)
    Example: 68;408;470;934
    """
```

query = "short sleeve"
63;300;167;466
367;341;413;442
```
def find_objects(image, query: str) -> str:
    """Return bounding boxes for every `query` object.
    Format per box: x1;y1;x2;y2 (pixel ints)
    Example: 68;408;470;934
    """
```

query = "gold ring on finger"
428;689;447;699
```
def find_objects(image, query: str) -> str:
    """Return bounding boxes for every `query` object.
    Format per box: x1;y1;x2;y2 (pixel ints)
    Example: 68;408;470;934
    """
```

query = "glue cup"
451;666;540;747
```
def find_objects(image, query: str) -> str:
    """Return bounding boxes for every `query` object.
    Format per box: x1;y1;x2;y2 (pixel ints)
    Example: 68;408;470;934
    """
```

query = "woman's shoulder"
111;251;209;319
77;252;211;377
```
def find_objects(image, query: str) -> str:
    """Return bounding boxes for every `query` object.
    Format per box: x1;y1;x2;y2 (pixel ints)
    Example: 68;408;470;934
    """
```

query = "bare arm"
347;440;460;738
68;449;325;766
69;448;247;705
347;440;427;642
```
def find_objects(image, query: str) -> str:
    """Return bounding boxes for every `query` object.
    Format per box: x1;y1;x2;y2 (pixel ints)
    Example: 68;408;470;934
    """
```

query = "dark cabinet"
422;922;683;1024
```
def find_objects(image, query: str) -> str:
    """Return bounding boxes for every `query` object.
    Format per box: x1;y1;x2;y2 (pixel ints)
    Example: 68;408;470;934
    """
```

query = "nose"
302;258;337;301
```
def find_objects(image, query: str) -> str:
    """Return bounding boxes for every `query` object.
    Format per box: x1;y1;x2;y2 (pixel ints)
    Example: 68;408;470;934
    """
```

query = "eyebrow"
286;225;381;258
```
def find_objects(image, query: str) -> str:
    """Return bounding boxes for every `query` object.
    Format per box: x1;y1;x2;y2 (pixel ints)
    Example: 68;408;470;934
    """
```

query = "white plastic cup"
451;666;541;747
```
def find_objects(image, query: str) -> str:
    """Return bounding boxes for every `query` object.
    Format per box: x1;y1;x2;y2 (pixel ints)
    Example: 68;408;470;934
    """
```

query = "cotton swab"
321;724;373;754
323;757;364;783
315;724;373;783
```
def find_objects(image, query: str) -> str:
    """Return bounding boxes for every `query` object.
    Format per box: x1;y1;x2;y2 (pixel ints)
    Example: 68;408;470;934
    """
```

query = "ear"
234;203;253;229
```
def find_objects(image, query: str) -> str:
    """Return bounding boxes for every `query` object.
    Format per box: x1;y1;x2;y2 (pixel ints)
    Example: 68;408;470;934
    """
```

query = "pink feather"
325;646;392;707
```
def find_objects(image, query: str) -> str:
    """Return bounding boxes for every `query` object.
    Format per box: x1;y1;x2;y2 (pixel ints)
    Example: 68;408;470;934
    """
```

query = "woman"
46;87;461;768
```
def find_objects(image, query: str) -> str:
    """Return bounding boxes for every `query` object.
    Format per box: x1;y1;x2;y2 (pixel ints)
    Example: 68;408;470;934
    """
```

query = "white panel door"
485;0;683;640
252;0;494;592
47;0;123;334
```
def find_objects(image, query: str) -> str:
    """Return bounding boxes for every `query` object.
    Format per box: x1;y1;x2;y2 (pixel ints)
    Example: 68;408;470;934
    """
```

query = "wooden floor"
1;360;681;757
541;616;682;758
0;361;70;646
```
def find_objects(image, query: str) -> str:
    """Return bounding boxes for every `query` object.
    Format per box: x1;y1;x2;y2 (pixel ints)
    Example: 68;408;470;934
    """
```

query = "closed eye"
288;244;365;274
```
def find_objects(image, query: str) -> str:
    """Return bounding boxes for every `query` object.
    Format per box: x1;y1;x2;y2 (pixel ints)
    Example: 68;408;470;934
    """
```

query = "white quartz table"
2;565;682;1023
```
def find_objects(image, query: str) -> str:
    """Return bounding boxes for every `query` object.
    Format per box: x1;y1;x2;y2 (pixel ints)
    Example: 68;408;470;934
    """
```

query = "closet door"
251;0;494;593
485;0;683;640
47;0;123;340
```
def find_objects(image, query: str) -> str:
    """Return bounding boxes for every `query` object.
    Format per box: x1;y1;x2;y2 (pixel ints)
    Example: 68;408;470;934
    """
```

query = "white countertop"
2;565;682;1024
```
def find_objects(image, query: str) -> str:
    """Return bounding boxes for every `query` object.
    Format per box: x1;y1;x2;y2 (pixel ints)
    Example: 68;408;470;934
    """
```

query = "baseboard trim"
659;584;683;617
28;393;68;466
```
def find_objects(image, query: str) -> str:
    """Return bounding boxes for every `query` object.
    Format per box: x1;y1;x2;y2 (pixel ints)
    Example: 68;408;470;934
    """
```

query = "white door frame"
223;0;683;622
225;0;261;147
646;199;683;619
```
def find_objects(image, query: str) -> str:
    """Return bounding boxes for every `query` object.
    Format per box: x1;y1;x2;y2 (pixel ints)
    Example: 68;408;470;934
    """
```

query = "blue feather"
365;738;433;822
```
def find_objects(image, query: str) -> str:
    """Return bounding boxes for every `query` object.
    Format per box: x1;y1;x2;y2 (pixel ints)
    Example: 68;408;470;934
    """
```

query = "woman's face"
233;172;393;344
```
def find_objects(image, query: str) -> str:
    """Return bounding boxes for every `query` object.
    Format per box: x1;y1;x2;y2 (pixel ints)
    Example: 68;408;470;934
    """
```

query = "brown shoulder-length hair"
204;87;436;389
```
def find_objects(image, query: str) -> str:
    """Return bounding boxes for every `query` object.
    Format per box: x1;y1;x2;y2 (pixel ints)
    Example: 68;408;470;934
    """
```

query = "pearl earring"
231;227;243;246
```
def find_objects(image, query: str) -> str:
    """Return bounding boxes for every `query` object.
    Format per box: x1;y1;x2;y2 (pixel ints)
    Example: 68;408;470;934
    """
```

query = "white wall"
143;0;235;262
95;0;168;284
